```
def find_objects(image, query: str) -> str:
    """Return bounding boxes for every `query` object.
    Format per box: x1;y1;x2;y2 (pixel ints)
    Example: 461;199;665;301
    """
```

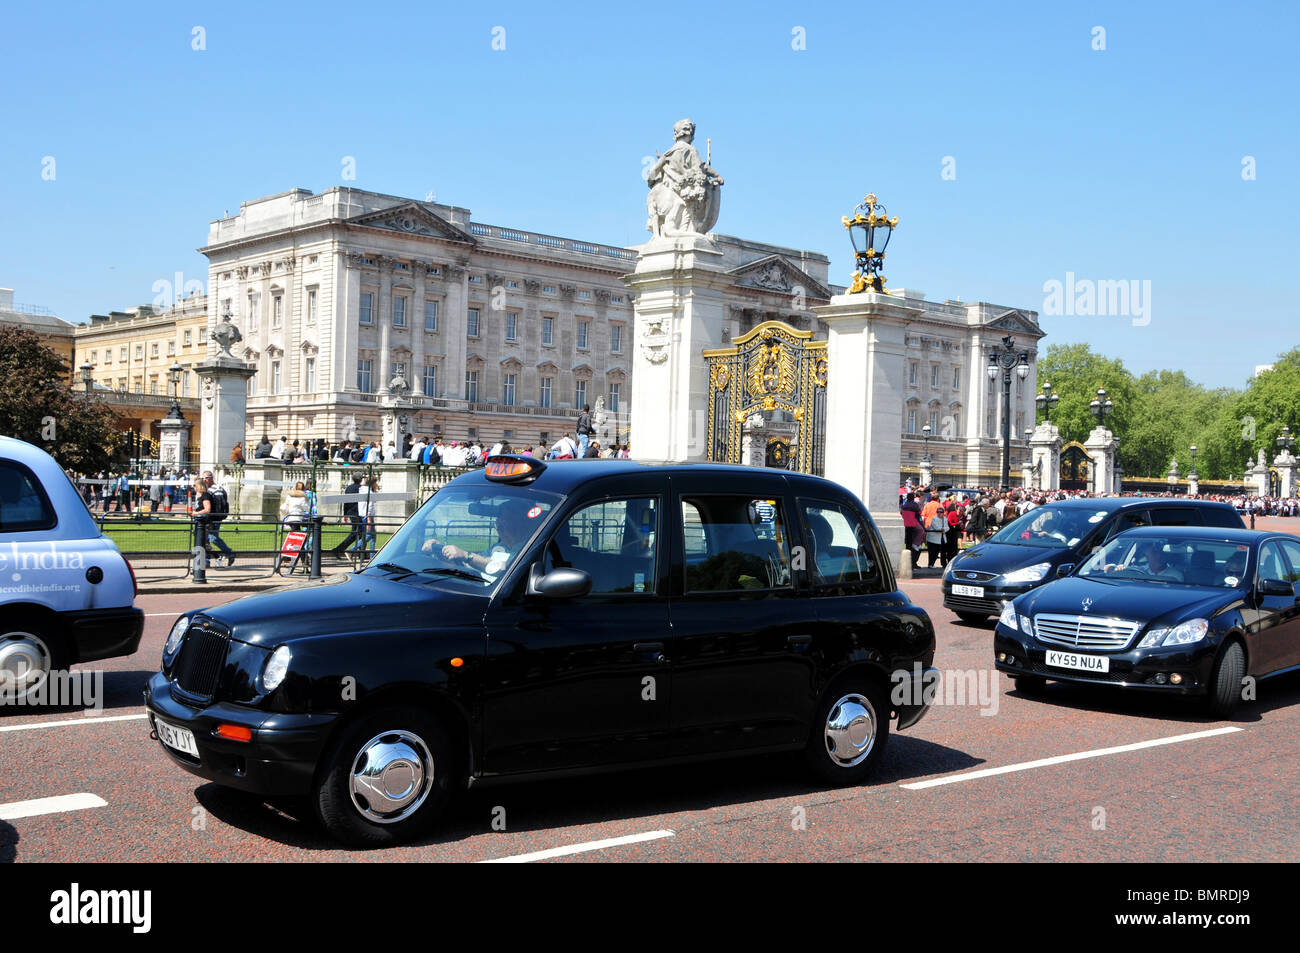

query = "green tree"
1199;348;1300;482
1036;342;1136;454
0;325;118;472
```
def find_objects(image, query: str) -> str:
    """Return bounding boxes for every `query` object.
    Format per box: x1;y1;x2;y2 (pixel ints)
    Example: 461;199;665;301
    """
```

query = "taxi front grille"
171;619;230;703
1032;614;1141;652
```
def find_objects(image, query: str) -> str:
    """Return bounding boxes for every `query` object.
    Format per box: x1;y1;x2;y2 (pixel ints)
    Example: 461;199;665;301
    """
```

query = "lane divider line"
0;713;148;733
0;793;108;821
900;726;1244;790
479;829;676;863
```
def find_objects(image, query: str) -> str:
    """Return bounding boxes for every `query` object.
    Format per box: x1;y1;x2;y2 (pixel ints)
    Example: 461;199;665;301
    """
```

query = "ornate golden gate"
702;321;828;474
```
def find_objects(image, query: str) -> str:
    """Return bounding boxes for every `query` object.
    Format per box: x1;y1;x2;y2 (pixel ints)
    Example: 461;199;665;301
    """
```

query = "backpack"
209;486;229;521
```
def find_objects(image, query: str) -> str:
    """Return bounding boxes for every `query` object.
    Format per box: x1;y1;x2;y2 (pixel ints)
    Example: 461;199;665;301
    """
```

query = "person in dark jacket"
330;475;365;555
253;435;273;458
576;405;594;458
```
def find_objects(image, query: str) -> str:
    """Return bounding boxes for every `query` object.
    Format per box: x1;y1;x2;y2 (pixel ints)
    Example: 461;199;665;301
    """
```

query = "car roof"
1115;526;1275;544
1045;496;1235;512
0;435;100;540
456;457;850;496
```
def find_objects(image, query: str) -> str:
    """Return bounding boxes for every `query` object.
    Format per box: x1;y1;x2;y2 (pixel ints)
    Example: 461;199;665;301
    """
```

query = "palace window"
248;293;259;330
423;364;437;397
542;316;554;346
503;373;517;406
393;296;407;328
183;330;192;346
575;380;587;409
953;366;961;390
271;361;281;394
359;293;374;325
272;294;283;328
305;357;316;393
577;321;589;349
907;409;917;434
540;377;553;408
198;328;207;344
465;370;479;402
357;359;373;393
307;288;317;324
150;343;158;358
467;308;480;337
120;347;127;362
931;365;939;389
610;325;622;353
909;362;918;386
105;350;111;365
609;383;621;412
505;312;518;342
425;300;438;332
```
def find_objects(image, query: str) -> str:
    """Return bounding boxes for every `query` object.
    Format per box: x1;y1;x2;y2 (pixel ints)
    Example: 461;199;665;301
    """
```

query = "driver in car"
421;500;534;582
1128;540;1184;582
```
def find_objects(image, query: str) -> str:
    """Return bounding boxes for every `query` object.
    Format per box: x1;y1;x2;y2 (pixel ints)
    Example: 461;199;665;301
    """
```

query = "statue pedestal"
623;236;729;462
1085;426;1116;496
1274;451;1296;498
1030;424;1062;491
158;414;192;467
1245;452;1268;497
198;356;255;469
812;291;913;571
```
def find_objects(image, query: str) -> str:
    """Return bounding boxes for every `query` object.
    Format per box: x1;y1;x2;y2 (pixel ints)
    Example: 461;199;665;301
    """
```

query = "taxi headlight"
1139;618;1209;648
998;601;1019;630
164;616;189;658
1002;562;1052;585
261;645;292;692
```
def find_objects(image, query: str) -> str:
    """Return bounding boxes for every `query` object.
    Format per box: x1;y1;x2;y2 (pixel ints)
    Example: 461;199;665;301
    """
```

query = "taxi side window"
798;499;884;594
544;498;658;594
1105;509;1150;541
682;495;792;592
1257;542;1288;587
0;461;56;533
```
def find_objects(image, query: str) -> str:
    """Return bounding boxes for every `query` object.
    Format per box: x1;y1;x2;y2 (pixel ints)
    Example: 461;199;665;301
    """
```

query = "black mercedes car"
146;457;937;846
943;497;1244;623
994;527;1300;714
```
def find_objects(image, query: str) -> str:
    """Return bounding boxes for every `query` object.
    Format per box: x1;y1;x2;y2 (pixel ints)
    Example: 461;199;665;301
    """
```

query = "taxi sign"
484;455;546;483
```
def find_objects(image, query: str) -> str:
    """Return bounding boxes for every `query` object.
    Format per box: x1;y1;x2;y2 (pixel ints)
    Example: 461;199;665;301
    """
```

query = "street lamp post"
986;334;1030;491
921;421;932;465
1188;443;1198;495
80;361;94;396
167;362;184;419
1278;424;1295;454
1089;387;1114;427
1035;380;1059;425
842;193;897;294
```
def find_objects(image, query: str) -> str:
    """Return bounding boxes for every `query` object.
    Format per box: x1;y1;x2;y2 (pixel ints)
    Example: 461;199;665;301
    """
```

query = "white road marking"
901;726;1244;790
0;712;148;733
479;829;676;863
0;793;107;821
145;612;178;617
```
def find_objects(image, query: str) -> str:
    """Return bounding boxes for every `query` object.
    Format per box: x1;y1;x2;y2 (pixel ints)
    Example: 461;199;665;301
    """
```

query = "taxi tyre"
804;676;890;787
0;621;67;704
315;706;454;847
1205;640;1245;717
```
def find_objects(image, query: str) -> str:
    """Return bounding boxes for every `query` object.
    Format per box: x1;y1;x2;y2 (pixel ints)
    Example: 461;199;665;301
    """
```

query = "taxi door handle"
634;642;666;663
787;634;812;645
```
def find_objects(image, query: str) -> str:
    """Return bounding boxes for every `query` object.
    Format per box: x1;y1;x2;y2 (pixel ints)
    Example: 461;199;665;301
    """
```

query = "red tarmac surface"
2;518;1297;862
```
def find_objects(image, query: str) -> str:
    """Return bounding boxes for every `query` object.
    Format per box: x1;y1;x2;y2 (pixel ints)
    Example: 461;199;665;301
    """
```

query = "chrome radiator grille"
1033;614;1141;652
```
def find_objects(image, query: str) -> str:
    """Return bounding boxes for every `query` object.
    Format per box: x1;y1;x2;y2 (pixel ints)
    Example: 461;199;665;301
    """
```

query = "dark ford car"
145;457;937;846
943;497;1244;623
994;527;1300;714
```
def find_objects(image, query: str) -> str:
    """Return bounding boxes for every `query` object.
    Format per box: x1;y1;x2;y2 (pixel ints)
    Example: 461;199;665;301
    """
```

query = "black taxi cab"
145;457;936;846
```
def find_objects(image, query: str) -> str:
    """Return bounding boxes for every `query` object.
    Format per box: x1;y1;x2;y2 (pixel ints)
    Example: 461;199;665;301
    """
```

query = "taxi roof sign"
484;455;546;483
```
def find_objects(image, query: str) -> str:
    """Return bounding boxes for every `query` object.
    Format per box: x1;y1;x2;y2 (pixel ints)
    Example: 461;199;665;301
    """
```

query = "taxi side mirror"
1056;563;1075;578
528;565;592;599
1257;578;1297;599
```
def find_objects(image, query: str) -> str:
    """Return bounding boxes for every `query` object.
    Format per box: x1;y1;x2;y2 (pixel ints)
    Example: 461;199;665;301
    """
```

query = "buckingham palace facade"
200;187;648;450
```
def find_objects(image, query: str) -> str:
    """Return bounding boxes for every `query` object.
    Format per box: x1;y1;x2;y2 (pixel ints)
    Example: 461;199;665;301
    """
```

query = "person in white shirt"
489;440;504;457
269;436;287;460
550;433;578;459
385;441;398;462
442;442;464;468
410;437;427;461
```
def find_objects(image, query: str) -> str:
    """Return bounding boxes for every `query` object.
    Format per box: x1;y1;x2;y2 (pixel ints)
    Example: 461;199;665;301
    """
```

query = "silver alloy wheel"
348;730;435;824
0;632;52;701
824;693;877;767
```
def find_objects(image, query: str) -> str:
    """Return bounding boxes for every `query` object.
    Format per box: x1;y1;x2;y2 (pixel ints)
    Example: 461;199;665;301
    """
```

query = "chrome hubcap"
0;633;52;701
348;730;434;824
824;693;877;767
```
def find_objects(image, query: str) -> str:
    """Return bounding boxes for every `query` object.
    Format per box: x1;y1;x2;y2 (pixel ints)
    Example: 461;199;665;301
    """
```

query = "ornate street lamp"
1089;387;1114;426
986;334;1031;491
843;193;897;294
1189;443;1198;480
1035;380;1059;424
79;361;94;395
167;362;184;419
921;421;932;465
1278;424;1295;453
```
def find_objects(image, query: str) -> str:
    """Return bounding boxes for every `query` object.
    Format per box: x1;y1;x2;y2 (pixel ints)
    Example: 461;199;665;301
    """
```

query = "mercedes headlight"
1138;618;1209;649
1002;562;1052;585
998;601;1019;630
164;616;189;658
261;645;292;692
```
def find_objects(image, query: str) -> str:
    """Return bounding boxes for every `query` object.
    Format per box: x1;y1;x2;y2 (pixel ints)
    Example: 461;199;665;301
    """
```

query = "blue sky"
1;0;1296;389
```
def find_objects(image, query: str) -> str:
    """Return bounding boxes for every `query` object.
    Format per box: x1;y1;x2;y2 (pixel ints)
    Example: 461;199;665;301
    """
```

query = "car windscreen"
367;483;563;589
1077;536;1250;588
988;505;1110;549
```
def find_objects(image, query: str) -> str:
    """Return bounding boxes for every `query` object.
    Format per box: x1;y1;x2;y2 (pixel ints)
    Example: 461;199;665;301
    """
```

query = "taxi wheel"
804;678;890;787
315;706;454;847
0;625;66;703
1206;641;1245;717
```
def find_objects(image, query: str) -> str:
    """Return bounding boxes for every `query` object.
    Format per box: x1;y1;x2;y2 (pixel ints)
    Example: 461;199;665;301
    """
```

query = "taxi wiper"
368;562;416;577
419;567;484;582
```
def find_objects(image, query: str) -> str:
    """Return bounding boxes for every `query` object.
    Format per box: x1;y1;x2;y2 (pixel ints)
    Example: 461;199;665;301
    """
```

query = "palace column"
377;257;394;394
411;262;427;395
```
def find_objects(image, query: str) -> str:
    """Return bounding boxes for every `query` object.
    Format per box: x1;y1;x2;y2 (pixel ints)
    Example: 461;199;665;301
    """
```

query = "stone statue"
212;312;243;360
646;119;724;238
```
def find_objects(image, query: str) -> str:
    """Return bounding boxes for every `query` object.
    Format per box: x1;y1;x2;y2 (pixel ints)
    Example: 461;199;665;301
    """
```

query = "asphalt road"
3;526;1298;863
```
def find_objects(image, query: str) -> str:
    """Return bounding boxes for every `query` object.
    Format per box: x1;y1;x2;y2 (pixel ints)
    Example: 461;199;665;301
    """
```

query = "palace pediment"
346;203;475;244
727;255;832;301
